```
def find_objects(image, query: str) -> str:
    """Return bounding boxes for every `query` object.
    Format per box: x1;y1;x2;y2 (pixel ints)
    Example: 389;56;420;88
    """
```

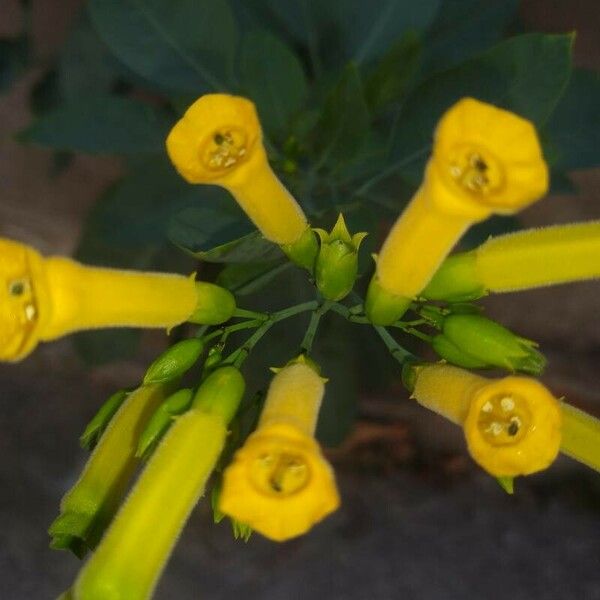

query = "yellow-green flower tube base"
560;403;600;473
166;94;310;247
366;97;548;324
73;367;245;600
409;364;562;477
220;357;340;541
49;385;168;557
0;237;236;362
424;221;600;301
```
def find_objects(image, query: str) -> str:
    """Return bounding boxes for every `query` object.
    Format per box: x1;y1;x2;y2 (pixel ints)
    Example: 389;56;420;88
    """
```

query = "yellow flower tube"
0;237;235;362
49;384;168;556
73;367;245;600
166;94;318;269
423;220;600;300
407;363;562;477
366;97;549;324
219;356;340;541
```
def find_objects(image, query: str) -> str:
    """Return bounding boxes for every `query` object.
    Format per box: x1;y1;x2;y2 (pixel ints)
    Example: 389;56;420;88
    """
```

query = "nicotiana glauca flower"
166;94;318;270
314;214;367;301
219;356;340;541
73;367;245;600
434;313;546;375
0;237;235;362
49;385;168;557
560;403;600;473
424;221;600;301
366;97;549;325
405;363;562;477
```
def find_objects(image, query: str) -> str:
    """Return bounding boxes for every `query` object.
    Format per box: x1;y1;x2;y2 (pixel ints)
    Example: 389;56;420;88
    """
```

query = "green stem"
233;308;269;321
373;326;415;365
300;301;333;353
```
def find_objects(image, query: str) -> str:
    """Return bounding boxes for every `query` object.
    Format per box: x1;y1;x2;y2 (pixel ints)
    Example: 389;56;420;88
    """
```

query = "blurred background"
1;1;599;598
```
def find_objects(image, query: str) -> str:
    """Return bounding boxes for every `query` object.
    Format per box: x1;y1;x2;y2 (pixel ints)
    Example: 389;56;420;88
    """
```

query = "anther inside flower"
202;128;248;172
250;451;310;496
446;146;504;197
464;376;562;477
476;393;531;445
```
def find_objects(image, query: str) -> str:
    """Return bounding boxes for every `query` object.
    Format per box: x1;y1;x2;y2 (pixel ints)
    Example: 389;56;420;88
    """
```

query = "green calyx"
432;334;491;369
188;282;236;325
280;226;319;272
314;214;367;301
143;338;204;385
136;388;194;460
441;314;546;375
80;390;128;451
192;366;246;424
365;275;412;325
422;251;486;301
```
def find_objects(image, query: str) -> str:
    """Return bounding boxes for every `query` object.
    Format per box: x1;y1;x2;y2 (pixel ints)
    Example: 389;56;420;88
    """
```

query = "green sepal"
315;214;367;301
280;226;319;272
432;334;491;369
188;282;236;325
202;344;224;377
135;388;194;460
232;519;253;542
422;251;487;301
496;476;515;495
365;276;412;325
211;478;226;524
193;366;246;424
143;339;204;385
442;314;546;375
79;390;128;451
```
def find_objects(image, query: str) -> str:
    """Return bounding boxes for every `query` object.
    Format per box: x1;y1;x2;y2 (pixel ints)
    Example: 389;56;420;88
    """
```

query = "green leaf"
78;157;199;253
544;69;600;170
240;30;307;140
0;35;29;92
59;12;118;102
423;0;519;75
168;198;283;263
260;0;439;66
388;33;574;183
314;63;370;167
88;0;237;93
217;260;290;295
18;96;172;154
365;31;422;112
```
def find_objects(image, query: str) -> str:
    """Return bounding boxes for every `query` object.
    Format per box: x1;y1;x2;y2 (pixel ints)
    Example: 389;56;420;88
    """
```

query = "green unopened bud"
49;385;168;557
422;251;485;301
73;368;245;600
193;366;246;423
143;339;204;385
188;282;236;325
432;334;491;369
80;390;128;451
442;314;546;375
314;214;367;301
365;275;412;325
136;388;194;460
280;226;319;272
203;344;224;376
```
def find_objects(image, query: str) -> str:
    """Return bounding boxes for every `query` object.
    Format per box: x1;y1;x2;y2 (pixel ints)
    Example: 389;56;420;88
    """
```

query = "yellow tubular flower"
0;237;235;362
219;357;340;541
50;385;168;555
366;97;549;324
423;221;600;300
560;403;600;473
73;367;245;600
410;364;562;477
166;94;314;254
